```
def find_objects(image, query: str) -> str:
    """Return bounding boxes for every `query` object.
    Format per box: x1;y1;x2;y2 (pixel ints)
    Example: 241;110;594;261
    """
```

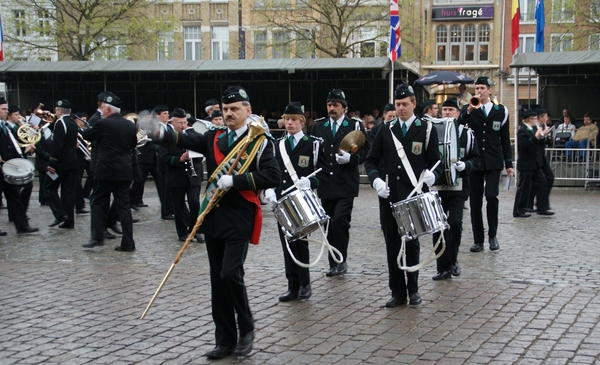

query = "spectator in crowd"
458;84;472;108
565;113;599;161
422;100;439;118
372;108;382;125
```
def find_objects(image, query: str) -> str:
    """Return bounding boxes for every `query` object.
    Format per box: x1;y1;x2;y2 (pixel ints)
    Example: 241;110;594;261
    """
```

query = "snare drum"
192;120;213;134
272;188;329;239
432;118;459;186
391;191;448;240
2;158;35;185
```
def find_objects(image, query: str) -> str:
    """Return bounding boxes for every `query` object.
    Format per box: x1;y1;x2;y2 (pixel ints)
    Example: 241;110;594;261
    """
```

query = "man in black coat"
364;84;441;307
153;104;174;220
512;110;553;217
309;89;369;277
431;97;481;280
526;107;555;212
459;76;514;252
263;102;329;302
34;125;53;206
0;99;38;234
45;100;80;229
148;85;280;359
82;93;137;251
158;108;203;241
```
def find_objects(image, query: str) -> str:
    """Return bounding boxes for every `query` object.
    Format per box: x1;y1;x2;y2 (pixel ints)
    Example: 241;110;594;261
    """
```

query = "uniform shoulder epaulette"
264;131;277;141
314;117;326;123
276;135;287;141
307;135;324;143
350;116;362;123
207;124;227;131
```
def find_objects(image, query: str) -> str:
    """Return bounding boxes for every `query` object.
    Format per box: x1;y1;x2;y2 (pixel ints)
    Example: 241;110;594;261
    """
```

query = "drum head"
193;120;211;134
444;119;459;186
2;158;34;177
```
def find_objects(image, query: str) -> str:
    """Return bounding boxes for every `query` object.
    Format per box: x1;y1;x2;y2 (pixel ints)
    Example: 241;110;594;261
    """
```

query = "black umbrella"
414;70;474;85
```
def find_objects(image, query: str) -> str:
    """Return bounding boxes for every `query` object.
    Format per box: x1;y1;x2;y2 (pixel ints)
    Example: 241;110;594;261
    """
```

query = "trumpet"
469;96;481;108
77;133;92;161
124;113;151;147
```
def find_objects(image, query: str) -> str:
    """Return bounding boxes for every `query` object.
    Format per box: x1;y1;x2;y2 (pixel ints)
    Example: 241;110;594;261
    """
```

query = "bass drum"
431;117;459;187
192;120;213;134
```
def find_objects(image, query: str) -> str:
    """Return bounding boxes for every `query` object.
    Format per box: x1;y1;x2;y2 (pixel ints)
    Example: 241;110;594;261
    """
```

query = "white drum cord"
397;233;446;272
284;220;343;269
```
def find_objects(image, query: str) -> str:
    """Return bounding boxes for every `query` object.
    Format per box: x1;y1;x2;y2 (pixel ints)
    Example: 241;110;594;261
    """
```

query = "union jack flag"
389;0;401;61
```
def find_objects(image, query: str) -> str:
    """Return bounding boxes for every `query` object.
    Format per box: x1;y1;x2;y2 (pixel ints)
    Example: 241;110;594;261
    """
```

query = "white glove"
217;175;234;191
423;170;436;187
372;178;390;199
137;110;160;139
455;161;466;172
336;150;351;165
297;177;311;189
264;188;277;203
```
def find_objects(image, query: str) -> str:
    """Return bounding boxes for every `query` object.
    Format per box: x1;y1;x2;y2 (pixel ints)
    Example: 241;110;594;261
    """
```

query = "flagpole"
389;60;394;103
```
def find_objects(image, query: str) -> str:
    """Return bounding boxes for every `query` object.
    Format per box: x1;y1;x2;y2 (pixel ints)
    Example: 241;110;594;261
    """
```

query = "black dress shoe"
0;204;6;209
131;218;140;223
513;212;531;218
233;331;254;356
0;230;7;236
103;230;116;239
336;262;347;275
108;223;122;234
298;285;312;300
537;210;555;216
130;205;139;211
470;243;483;252
524;207;537;213
409;293;422;305
432;271;452;281
58;223;74;229
178;236;187;242
205;346;234;359
489;237;500;251
278;290;299;302
17;226;39;234
76;209;89;214
49;215;68;227
451;264;461;277
162;214;175;220
114;245;135;252
325;267;337;277
136;203;149;208
82;240;104;248
385;296;406;308
196;233;205;243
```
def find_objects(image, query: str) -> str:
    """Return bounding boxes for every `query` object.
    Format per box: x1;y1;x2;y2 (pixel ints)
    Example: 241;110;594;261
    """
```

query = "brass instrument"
469;96;481;108
17;103;54;145
125;113;151;147
77;133;92;161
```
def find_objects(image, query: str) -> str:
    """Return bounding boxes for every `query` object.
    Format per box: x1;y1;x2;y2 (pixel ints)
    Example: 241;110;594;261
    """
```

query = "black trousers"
380;198;420;298
131;162;165;207
514;169;550;215
527;163;555;210
205;236;253;348
91;180;134;249
37;172;48;204
170;185;200;237
278;225;310;291
44;169;78;227
434;193;465;272
4;181;29;231
76;161;91;210
469;169;501;244
321;197;354;268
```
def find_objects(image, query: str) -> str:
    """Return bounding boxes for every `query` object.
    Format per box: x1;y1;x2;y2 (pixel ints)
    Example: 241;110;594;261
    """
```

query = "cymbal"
338;130;365;154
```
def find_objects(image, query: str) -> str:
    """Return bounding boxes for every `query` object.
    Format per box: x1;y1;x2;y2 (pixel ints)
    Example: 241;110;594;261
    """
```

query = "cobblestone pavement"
1;184;600;365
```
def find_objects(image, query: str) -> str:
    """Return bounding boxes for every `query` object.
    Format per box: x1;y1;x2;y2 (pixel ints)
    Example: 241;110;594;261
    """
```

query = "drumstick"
407;160;442;199
281;168;323;195
385;174;389;189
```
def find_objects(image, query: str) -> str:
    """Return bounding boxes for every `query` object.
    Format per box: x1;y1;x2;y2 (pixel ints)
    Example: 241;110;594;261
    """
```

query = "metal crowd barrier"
545;147;600;189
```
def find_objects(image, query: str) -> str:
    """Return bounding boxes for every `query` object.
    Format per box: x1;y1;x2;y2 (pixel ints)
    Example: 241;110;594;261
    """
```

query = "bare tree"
545;0;600;50
4;0;174;61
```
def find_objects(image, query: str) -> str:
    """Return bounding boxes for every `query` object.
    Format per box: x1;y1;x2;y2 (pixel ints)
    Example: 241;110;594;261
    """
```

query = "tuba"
124;113;150;147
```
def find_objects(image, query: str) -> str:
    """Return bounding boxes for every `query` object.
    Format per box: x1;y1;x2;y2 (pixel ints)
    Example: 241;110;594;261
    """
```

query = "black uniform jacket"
158;142;203;188
82;113;137;181
516;124;545;171
48;116;79;171
34;134;53;171
137;142;159;165
365;118;441;203
459;103;513;171
0;123;23;162
309;116;369;199
163;126;281;241
273;134;329;198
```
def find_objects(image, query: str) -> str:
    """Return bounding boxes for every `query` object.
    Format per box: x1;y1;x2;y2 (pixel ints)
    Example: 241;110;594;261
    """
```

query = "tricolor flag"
0;14;4;61
389;0;401;61
535;0;545;52
511;0;520;55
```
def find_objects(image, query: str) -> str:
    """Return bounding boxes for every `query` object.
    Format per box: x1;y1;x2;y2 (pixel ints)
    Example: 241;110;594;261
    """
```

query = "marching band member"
432;97;480;280
364;84;441;307
309;89;369;277
0;98;38;234
209;110;224;126
45;100;79;229
74;112;91;214
6;106;34;218
154;104;174;220
264;102;329;302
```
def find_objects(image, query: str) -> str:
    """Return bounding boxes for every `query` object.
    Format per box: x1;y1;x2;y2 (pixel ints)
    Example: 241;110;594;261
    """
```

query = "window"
14;10;26;37
550;33;573;51
349;27;378;58
38;9;52;37
211;26;229;60
296;30;312;58
590;34;600;50
449;25;461;62
254;0;266;8
184;26;202;60
436;25;447;62
520;0;536;22
39;57;51;61
297;0;310;7
273;31;291;58
254;31;267;59
518;34;536;54
158;32;174;60
552;0;574;22
464;25;476;62
273;0;290;6
478;24;490;62
592;0;600;21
